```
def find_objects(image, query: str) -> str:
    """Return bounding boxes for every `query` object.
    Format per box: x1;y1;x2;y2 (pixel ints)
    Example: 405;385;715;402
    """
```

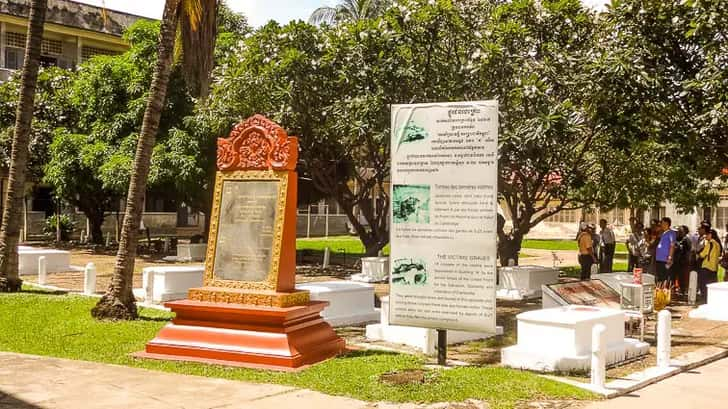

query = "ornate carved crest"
217;115;298;171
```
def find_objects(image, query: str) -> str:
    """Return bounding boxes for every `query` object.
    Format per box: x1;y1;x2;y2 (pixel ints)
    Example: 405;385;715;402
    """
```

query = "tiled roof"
1;0;153;37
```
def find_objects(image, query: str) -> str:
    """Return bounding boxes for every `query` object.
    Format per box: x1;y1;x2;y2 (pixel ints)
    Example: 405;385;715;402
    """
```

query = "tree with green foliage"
43;131;119;245
467;0;612;264
93;0;218;320
0;67;76;183
309;0;391;25
584;0;724;216
39;20;198;246
203;0;485;255
0;0;47;292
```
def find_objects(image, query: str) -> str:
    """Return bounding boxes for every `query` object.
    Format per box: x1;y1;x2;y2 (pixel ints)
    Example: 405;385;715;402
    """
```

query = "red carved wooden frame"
217;115;298;171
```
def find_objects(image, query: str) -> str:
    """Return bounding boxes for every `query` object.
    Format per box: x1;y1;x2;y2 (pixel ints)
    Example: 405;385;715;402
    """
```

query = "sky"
75;0;609;28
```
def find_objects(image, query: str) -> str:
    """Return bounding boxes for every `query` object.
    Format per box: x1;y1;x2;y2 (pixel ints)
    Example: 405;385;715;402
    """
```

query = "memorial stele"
139;115;345;369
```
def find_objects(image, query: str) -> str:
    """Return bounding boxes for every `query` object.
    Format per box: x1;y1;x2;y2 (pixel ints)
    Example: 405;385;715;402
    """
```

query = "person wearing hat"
577;224;597;280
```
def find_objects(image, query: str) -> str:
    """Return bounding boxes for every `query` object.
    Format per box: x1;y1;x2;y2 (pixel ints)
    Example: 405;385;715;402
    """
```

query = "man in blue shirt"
655;217;677;284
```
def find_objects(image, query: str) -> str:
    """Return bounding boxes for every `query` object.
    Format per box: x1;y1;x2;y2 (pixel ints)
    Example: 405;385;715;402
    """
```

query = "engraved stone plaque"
213;180;279;282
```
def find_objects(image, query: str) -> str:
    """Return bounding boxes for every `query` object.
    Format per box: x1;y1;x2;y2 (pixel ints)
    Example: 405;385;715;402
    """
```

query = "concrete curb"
543;341;728;398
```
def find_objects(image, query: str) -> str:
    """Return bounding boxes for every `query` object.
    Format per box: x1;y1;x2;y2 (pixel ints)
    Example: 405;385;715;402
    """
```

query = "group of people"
576;219;617;280
577;216;727;301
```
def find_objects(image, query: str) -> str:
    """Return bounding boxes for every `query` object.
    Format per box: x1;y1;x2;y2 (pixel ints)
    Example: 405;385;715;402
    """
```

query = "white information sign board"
389;101;498;333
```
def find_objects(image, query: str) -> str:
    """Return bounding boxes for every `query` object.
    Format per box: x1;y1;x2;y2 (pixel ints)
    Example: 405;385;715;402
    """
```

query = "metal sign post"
437;329;447;366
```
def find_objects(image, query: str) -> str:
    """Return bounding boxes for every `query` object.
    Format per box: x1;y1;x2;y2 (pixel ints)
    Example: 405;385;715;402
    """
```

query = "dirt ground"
24;248;198;293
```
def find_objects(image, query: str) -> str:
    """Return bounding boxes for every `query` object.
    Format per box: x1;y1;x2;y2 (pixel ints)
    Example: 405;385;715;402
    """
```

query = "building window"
4;33;63;69
41;39;62;55
4;48;24;70
544;208;580;224
650;206;666;222
5;32;26;48
714;207;728;229
81;46;118;61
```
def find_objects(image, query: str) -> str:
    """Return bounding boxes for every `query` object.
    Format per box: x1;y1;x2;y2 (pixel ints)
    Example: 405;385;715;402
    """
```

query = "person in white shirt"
599;219;616;273
627;221;644;272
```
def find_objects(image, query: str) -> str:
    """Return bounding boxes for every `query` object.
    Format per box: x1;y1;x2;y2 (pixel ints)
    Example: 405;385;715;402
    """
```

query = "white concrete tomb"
365;296;503;355
350;257;389;283
296;281;379;327
176;243;207;262
497;265;560;300
689;282;728;321
501;306;649;372
133;265;205;303
18;246;71;276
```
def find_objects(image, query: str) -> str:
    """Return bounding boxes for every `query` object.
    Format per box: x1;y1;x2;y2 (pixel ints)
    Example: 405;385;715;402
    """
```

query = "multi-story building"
0;0;145;81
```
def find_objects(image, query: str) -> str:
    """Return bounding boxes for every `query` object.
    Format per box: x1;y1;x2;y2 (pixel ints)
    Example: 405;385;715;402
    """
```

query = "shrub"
43;214;75;241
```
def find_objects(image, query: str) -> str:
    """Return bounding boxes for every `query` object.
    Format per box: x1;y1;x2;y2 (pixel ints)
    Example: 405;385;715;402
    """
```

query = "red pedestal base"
136;299;345;370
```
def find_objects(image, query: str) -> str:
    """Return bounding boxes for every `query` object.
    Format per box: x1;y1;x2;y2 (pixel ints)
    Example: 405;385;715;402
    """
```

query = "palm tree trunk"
92;0;182;319
180;0;217;98
0;0;47;293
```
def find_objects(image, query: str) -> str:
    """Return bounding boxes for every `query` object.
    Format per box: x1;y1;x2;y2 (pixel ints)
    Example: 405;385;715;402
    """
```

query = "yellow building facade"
0;0;145;81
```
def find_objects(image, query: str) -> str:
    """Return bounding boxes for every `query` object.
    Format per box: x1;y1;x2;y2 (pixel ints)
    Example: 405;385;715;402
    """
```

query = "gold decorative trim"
188;287;310;308
203;170;290;291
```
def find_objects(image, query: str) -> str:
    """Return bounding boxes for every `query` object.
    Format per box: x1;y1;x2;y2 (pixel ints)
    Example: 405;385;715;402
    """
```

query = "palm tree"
0;0;47;293
180;0;218;98
92;0;217;319
309;0;390;25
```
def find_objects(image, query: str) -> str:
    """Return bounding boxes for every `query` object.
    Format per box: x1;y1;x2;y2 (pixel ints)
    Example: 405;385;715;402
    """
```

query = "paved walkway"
4;351;727;409
0;352;379;409
584;357;728;409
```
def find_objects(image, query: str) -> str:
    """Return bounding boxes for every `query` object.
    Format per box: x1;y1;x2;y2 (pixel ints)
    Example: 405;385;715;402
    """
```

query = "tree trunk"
92;0;181;319
500;230;524;267
0;0;46;292
86;210;105;245
180;0;217;98
497;213;525;267
55;199;61;243
363;241;387;257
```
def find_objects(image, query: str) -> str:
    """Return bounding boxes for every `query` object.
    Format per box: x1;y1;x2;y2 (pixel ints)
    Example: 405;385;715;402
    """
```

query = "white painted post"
144;269;154;303
22;198;27;242
657;309;672;368
306;205;311;238
163;237;171;253
105;232;111;247
0;22;6;69
19;228;24;244
688;270;698;305
591;324;607;388
37;256;47;286
76;37;83;67
84;262;96;295
323;247;331;268
325;204;329;237
80;229;86;244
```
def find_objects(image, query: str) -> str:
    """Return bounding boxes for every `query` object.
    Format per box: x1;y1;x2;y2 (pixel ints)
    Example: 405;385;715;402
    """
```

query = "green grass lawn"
297;235;390;255
521;239;628;253
297;236;627;256
0;289;595;408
